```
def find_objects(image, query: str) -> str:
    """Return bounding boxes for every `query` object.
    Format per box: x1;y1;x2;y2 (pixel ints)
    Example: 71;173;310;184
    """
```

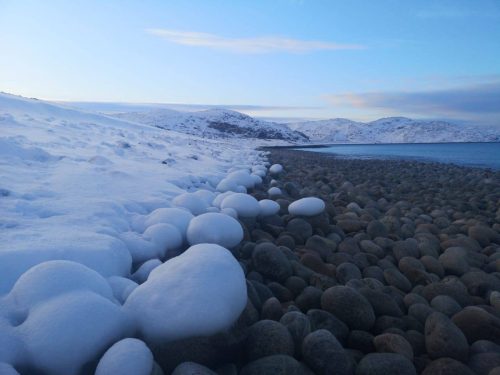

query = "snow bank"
288;197;325;216
186;213;243;248
0;93;275;374
95;338;154;375
124;244;247;344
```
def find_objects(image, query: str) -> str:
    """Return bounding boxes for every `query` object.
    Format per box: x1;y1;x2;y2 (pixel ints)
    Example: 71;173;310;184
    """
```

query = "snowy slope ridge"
0;92;276;374
113;107;309;142
288;116;500;143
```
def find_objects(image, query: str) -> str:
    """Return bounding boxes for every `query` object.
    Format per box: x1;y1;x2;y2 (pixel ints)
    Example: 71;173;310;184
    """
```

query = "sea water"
296;143;500;170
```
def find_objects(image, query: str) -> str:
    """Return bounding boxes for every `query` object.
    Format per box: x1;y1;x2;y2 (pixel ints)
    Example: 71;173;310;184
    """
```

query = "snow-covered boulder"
95;338;154;375
226;170;256;189
192;190;216;205
7;260;115;309
212;191;234;208
220;193;260;217
172;193;209;215
216;178;239;193
258;199;281;216
186;213;243;248
132;259;162;284
142;223;183;258
143;207;194;239
0;363;19;375
107;276;138;304
268;187;282;196
19;291;133;375
288;197;325;216
124;244;246;344
221;207;238;218
269;164;283;175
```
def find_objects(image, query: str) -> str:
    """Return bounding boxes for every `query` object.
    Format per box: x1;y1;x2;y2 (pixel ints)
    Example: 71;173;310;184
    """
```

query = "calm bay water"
296;142;500;170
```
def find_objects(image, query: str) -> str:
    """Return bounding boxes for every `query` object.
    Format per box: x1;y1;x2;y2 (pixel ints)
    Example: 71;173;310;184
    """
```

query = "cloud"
323;81;500;125
146;28;364;53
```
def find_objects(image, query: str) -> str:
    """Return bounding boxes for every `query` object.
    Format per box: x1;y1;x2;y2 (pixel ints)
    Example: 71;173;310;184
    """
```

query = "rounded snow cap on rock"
269;164;283;175
144;207;194;238
8;260;114;309
142;223;183;258
186;212;243;248
259;199;280;216
226;170;256;189
288;197;325;216
221;207;238;219
124;243;247;344
95;338;154;375
268;187;282;196
172;192;209;216
220;193;261;217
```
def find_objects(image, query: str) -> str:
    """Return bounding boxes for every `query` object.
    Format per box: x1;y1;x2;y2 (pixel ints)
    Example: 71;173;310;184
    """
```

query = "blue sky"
1;0;499;124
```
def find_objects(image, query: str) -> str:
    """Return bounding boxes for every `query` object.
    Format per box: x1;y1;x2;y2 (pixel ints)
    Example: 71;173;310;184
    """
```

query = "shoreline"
262;145;500;172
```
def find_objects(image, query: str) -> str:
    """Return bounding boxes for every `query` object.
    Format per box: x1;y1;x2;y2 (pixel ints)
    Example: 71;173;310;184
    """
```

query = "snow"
107;276;138;304
288;197;325;216
0;363;19;375
268;187;282;196
7;260;115;309
186;213;243;248
19;291;133;375
124;244;247;344
0;93;275;374
258;199;281;216
269;163;284;175
172;192;210;215
132;259;162;284
142;223;183;258
143;207;194;239
220;193;261;217
95;338;154;375
288;116;500;144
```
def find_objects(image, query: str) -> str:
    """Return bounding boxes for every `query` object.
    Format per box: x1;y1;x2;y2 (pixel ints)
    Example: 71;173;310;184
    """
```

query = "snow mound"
186;213;243;248
258;199;281;216
95;338;154;375
268;187;282;196
0;363;19;375
172;193;209;215
288;197;325;216
132;259;162;284
19;291;133;375
143;223;183;258
269;164;283;175
107;276;138;304
7;260;115;309
220;193;260;217
124;244;246;344
144;207;194;239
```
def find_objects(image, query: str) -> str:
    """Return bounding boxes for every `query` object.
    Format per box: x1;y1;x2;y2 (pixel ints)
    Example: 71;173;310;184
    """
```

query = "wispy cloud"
146;28;364;53
323;81;500;125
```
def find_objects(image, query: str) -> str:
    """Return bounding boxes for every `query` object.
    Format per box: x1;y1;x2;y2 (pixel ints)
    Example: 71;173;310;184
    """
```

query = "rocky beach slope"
168;149;500;375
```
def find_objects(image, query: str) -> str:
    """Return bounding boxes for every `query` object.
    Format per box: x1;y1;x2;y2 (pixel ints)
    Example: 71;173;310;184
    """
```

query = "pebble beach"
166;148;500;375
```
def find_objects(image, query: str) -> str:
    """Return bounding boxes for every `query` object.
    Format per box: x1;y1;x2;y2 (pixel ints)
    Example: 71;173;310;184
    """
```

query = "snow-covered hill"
113;108;309;142
288;116;500;144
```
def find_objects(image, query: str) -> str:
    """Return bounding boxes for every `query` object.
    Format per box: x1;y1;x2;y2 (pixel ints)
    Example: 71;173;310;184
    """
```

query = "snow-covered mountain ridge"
288;116;500;144
112;108;309;142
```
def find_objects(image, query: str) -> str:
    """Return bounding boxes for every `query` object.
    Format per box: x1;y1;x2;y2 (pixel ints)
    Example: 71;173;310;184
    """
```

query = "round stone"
321;286;375;330
373;333;414;360
302;329;352;375
425;312;469;361
252;243;292;282
245;320;294;361
356;353;416;375
240;355;313;375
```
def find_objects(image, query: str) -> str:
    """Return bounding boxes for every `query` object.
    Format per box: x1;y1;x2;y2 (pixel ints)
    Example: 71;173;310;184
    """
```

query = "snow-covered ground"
0;93;279;374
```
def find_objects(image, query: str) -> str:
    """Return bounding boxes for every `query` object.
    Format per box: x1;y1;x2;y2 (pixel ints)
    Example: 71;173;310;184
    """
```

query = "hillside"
288;116;500;144
112;108;309;142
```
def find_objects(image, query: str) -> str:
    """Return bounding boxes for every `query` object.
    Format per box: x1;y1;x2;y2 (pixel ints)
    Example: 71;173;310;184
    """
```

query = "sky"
0;0;499;125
